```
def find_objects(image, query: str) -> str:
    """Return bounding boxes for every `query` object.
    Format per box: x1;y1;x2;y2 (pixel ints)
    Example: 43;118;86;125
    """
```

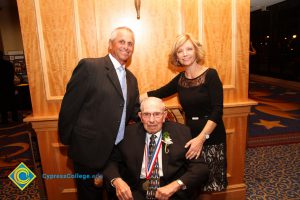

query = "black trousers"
73;162;103;200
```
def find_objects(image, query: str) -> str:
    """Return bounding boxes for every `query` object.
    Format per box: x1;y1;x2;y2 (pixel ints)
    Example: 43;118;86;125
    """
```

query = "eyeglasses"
141;112;164;119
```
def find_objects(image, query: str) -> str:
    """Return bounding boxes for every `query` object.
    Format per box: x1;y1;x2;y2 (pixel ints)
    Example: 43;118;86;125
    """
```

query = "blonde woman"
141;33;227;198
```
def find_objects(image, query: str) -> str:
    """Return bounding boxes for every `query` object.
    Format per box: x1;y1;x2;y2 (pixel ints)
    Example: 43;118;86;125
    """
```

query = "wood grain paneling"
17;0;60;116
202;0;235;90
35;0;77;99
32;122;77;199
77;0;98;58
181;0;199;37
17;0;252;113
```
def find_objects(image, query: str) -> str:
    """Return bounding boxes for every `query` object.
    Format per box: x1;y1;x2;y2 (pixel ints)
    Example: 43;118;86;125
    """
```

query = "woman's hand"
185;134;206;160
139;93;148;102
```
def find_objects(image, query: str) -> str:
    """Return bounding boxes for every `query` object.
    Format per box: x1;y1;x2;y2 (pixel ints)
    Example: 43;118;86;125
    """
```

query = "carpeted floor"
245;143;300;200
1;121;299;199
248;80;300;147
0;123;34;171
246;79;300;199
0;122;46;200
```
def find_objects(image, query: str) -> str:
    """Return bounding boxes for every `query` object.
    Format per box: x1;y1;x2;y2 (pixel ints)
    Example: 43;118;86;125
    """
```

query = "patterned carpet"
0;122;46;200
248;80;300;147
245;143;300;200
0;123;34;170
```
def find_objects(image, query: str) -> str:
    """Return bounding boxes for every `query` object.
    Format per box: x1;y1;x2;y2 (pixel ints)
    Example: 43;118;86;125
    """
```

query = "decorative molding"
197;0;204;43
223;85;235;90
33;0;50;100
223;104;255;117
198;0;237;90
33;0;81;101
52;142;65;148
222;0;237;90
226;183;246;190
226;127;235;180
73;0;82;60
179;0;184;34
230;0;237;89
33;0;64;101
25;116;58;131
94;0;100;55
226;128;235;135
62;188;76;193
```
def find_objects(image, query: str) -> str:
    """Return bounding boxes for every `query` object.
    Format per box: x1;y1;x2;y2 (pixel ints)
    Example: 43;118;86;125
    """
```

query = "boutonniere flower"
162;131;173;154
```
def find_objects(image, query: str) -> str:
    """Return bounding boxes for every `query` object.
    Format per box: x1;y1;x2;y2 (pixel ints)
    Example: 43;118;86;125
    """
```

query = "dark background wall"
250;0;300;82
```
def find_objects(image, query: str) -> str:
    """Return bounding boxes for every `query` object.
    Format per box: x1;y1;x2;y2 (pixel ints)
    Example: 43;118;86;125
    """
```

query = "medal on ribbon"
143;133;162;191
142;180;150;190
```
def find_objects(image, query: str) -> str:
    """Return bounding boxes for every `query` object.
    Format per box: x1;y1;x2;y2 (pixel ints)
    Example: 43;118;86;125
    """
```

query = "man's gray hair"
140;97;166;112
110;27;135;42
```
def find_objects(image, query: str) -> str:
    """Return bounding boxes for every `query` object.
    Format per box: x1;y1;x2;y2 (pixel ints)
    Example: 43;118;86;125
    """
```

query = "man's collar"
109;54;124;70
146;131;162;140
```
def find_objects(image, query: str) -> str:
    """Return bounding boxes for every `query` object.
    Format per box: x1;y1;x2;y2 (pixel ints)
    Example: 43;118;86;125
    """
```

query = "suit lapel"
134;126;147;180
104;55;124;98
161;127;169;178
124;69;130;105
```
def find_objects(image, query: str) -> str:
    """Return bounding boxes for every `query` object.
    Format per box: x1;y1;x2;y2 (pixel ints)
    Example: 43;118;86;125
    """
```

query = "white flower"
163;137;173;145
162;132;173;153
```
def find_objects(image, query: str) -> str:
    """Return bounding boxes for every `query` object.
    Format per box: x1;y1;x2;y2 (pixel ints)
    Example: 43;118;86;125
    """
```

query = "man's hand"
155;181;181;200
113;178;133;200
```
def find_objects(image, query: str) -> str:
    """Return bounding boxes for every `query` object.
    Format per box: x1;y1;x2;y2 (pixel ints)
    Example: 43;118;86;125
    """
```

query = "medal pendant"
142;180;150;191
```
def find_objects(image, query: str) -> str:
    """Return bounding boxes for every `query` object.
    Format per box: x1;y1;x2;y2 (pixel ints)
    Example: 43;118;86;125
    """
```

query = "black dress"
148;68;227;191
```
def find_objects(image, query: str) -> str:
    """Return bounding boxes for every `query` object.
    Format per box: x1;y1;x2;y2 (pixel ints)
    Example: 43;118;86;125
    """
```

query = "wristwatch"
176;179;187;190
205;134;210;139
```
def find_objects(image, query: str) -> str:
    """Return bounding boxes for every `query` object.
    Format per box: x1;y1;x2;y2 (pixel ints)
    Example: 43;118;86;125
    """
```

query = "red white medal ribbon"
144;133;162;180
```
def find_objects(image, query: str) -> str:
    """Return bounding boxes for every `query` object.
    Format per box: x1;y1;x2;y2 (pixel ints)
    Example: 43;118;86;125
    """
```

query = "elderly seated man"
104;97;209;200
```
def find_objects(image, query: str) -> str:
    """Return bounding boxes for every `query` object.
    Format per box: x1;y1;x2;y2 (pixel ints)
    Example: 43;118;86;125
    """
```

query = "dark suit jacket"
58;55;140;169
103;121;209;199
0;58;15;110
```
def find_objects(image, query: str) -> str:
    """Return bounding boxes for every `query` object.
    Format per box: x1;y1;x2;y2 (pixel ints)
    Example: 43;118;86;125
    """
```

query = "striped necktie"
146;134;160;199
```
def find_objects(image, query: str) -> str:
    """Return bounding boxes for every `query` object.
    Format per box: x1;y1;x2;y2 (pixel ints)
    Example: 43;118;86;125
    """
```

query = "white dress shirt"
109;54;126;80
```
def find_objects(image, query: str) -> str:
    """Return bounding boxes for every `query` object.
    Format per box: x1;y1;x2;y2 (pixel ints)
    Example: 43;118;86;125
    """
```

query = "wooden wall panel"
77;0;98;58
223;113;248;185
129;0;182;106
17;0;252;114
32;122;76;200
182;0;199;37
223;0;251;104
38;0;77;98
235;0;251;102
203;0;234;89
17;0;61;116
177;0;251;106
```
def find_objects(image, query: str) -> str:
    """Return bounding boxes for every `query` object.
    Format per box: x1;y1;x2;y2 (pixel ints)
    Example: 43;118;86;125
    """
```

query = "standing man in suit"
0;51;18;124
58;26;140;200
104;97;209;200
